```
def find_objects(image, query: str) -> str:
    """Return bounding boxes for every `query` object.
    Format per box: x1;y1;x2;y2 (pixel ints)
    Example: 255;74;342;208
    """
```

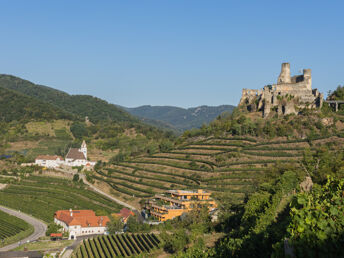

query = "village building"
34;141;95;169
54;209;110;240
112;208;135;224
145;189;217;222
35;155;63;168
64;140;95;167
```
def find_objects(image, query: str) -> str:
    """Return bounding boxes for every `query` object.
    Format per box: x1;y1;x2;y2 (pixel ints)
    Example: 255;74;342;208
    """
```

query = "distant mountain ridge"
0;74;235;132
124;104;236;132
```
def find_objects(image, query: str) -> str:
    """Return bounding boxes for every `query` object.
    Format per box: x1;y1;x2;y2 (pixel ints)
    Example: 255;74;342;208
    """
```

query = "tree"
126;216;140;232
106;217;124;234
70;122;88;139
72;174;79;182
284;176;344;257
46;223;63;236
162;229;189;253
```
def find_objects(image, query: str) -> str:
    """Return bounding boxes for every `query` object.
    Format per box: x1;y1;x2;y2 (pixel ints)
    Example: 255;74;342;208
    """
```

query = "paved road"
61;234;102;258
0;206;47;252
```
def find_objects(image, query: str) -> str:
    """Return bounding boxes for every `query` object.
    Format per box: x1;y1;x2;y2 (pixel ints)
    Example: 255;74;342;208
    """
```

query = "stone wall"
239;63;323;118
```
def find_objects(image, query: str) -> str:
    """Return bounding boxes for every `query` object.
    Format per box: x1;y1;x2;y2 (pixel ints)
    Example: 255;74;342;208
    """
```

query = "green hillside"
90;104;344;205
0;75;176;163
0;86;74;122
0;74;136;123
124;104;235;132
0;175;122;223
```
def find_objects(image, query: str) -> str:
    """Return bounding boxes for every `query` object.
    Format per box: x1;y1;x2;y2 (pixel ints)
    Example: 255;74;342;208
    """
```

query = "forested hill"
0;74;136;123
124;104;235;132
0;86;74;122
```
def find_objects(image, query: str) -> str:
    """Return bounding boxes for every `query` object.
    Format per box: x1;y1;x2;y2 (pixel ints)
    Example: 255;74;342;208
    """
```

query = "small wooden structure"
50;233;63;241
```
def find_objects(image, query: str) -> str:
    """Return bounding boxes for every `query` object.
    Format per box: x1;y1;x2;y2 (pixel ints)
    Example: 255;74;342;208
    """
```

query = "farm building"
54;209;110;240
35;155;63;168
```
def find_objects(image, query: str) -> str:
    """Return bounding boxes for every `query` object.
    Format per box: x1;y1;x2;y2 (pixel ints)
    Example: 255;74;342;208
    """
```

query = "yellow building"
145;189;217;222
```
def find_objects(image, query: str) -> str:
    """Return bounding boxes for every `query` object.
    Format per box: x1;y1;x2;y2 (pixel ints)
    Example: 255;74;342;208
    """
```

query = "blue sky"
0;1;343;108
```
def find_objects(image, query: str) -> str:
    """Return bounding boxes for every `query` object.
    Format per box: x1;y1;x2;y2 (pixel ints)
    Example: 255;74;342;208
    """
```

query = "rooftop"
65;148;86;160
54;209;110;228
36;155;63;161
167;189;210;195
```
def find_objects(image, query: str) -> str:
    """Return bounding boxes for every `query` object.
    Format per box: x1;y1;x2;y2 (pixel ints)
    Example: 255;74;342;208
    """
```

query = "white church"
35;141;96;169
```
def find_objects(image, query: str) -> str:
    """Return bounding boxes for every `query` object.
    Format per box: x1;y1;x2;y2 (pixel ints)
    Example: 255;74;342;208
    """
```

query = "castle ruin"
239;63;323;117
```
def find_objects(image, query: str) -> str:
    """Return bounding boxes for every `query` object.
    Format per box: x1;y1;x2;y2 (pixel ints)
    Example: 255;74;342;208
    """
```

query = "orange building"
145;189;217;222
112;208;135;224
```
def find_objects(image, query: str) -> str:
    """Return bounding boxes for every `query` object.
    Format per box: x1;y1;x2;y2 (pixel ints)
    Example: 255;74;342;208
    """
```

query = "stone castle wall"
239;63;323;117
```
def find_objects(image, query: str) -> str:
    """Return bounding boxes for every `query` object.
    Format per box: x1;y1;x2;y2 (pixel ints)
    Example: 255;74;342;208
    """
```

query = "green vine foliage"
286;176;344;257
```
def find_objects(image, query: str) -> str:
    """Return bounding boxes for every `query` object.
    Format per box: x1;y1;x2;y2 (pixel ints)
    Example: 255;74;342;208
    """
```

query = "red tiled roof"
54;210;110;227
36;155;63;161
65;148;86;160
50;233;62;237
114;208;135;219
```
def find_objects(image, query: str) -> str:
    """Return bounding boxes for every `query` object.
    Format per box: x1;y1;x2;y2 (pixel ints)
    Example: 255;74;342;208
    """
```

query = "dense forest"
0;74;136;123
0;87;74;122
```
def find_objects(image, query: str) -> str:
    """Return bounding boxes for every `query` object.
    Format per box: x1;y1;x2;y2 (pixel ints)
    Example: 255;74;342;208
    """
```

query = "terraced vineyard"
73;233;161;257
0;209;33;247
93;134;344;204
0;176;122;222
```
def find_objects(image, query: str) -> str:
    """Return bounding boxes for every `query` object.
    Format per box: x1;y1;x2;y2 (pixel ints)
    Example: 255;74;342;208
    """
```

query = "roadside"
0;206;47;252
80;174;138;211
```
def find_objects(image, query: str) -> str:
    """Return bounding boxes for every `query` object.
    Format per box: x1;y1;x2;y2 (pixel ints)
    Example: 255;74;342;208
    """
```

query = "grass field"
14;239;73;252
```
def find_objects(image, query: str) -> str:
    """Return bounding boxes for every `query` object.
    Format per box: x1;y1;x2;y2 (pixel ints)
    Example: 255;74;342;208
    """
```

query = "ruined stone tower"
239;63;323;117
278;63;291;84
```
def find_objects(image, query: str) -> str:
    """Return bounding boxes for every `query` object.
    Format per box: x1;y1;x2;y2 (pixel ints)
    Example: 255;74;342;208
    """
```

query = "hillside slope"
124;105;235;131
0;74;136;123
89;105;344;208
0;86;74;122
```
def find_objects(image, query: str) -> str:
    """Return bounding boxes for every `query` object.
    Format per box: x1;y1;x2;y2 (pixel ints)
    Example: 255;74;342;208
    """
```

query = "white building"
54;209;110;240
35;141;95;169
35;155;63;168
64;140;95;167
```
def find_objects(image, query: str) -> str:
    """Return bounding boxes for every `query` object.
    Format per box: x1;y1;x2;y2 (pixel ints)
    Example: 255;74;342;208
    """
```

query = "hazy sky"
0;1;343;108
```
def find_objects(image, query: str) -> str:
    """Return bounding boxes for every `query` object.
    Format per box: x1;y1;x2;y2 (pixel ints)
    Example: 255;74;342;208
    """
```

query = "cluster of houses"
34;141;96;169
52;189;216;240
145;189;217;221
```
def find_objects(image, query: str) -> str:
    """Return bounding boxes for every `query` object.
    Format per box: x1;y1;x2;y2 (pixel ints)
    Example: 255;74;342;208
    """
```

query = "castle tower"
303;69;312;90
277;63;291;84
80;140;87;159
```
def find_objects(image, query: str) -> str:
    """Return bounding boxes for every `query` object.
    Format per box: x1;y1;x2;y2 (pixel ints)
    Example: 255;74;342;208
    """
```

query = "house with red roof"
112;208;135;224
35;155;63;168
54;209;110;240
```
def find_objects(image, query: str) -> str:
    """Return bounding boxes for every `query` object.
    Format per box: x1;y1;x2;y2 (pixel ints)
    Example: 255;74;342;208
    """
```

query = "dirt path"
80;174;137;211
0;206;47;252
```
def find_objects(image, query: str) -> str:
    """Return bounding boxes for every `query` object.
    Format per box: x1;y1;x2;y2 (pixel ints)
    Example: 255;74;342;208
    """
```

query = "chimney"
69;208;73;217
99;217;103;226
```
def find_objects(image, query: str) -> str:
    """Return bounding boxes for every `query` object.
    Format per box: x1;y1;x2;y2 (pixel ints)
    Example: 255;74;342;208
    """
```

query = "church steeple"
80;140;87;159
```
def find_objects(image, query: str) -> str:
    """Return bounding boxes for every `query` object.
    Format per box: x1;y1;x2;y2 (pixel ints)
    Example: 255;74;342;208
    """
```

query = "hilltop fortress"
239;63;323;117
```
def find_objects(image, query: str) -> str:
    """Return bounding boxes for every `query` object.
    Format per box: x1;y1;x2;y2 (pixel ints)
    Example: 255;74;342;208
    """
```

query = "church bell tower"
80;140;87;159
